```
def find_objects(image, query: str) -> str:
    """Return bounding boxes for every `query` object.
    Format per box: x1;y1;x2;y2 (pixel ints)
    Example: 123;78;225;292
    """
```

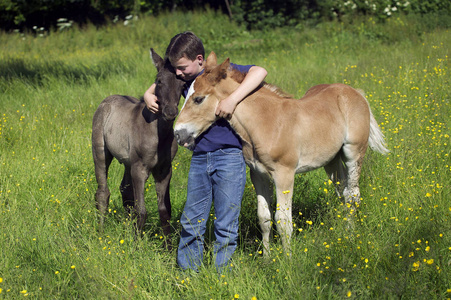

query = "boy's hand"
215;96;238;120
144;93;160;113
143;83;159;114
214;65;267;120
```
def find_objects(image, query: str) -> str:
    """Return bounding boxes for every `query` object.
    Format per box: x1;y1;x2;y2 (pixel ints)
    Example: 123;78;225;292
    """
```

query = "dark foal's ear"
150;48;164;72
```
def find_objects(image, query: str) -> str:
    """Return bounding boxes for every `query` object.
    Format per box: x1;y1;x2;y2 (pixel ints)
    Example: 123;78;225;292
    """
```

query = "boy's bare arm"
144;83;159;113
215;65;268;119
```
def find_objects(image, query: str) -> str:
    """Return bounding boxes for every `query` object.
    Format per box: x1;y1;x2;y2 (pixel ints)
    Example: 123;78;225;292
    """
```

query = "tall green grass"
0;10;450;299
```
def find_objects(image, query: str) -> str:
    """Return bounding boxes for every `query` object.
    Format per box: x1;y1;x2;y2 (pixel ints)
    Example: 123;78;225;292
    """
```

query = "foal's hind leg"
324;151;348;199
92;104;114;233
93;146;114;232
120;167;134;217
341;143;367;209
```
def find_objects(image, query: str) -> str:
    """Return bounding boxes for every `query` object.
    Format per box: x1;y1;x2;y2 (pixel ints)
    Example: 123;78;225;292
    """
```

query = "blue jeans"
177;148;246;273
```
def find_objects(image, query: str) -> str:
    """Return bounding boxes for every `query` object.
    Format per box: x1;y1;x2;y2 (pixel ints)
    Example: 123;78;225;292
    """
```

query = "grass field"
0;10;450;299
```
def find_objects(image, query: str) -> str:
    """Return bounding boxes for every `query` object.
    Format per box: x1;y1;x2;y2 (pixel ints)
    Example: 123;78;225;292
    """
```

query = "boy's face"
172;55;204;81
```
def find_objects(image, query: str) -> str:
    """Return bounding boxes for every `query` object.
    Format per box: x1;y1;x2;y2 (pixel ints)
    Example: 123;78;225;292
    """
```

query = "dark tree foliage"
0;0;231;31
0;0;450;31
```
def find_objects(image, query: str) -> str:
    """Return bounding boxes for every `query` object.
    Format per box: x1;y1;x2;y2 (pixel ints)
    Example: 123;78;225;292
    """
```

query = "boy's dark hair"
165;31;205;64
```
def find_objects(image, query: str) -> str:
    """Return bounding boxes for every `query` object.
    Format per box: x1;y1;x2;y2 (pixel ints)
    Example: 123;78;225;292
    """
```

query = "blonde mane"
228;67;293;99
262;82;293;98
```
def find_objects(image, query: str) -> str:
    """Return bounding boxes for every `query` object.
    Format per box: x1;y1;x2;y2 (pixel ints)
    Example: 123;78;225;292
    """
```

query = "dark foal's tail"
92;99;112;161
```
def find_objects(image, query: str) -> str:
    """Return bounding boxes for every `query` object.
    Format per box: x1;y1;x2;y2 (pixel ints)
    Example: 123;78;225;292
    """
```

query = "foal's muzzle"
174;128;195;150
162;106;178;121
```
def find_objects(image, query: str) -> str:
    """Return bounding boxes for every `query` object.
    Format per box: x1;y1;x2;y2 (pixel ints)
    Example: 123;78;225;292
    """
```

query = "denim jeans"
177;148;246;273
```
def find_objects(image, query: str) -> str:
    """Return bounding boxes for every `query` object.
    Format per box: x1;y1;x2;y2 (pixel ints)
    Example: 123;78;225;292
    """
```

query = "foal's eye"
193;96;205;104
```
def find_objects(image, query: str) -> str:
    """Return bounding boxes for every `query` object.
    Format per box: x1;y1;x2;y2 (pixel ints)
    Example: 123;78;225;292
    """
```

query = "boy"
144;32;267;272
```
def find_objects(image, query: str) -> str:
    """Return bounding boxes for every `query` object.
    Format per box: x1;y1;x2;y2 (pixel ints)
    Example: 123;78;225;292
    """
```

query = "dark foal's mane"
228;67;293;99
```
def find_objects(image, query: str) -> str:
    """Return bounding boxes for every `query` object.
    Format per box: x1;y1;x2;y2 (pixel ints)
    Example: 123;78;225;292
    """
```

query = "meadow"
0;10;450;299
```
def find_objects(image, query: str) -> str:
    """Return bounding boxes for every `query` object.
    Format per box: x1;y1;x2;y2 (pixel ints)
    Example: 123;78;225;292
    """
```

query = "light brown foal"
174;52;389;255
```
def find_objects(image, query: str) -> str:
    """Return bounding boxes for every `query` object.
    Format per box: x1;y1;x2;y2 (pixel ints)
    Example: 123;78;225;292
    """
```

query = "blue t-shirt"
181;63;253;153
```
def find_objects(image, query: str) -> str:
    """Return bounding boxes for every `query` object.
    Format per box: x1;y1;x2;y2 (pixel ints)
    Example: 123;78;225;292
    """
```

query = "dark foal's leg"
130;164;149;235
120;167;134;217
152;163;173;251
92;103;114;233
93;147;114;233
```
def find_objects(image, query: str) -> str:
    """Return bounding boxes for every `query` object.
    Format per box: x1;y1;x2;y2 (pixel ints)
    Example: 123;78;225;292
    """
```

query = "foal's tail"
92;97;113;152
368;110;390;155
357;89;390;155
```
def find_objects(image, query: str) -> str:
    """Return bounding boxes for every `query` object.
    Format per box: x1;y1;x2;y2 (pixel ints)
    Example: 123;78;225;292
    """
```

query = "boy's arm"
215;65;267;119
143;83;159;113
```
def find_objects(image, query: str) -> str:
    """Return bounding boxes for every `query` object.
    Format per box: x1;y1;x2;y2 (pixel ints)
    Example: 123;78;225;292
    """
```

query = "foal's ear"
205;51;218;72
218;58;230;73
208;58;229;84
150;48;164;72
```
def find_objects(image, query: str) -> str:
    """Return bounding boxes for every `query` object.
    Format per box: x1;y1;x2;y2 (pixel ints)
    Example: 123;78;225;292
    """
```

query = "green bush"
231;0;451;29
1;0;451;32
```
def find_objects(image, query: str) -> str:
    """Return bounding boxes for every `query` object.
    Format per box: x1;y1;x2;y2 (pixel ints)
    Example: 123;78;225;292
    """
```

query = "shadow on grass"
0;56;134;88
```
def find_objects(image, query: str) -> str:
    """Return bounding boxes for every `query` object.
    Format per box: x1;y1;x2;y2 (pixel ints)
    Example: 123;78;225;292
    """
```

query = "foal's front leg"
272;169;295;255
131;164;149;234
152;164;173;251
250;169;273;256
93;147;113;233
